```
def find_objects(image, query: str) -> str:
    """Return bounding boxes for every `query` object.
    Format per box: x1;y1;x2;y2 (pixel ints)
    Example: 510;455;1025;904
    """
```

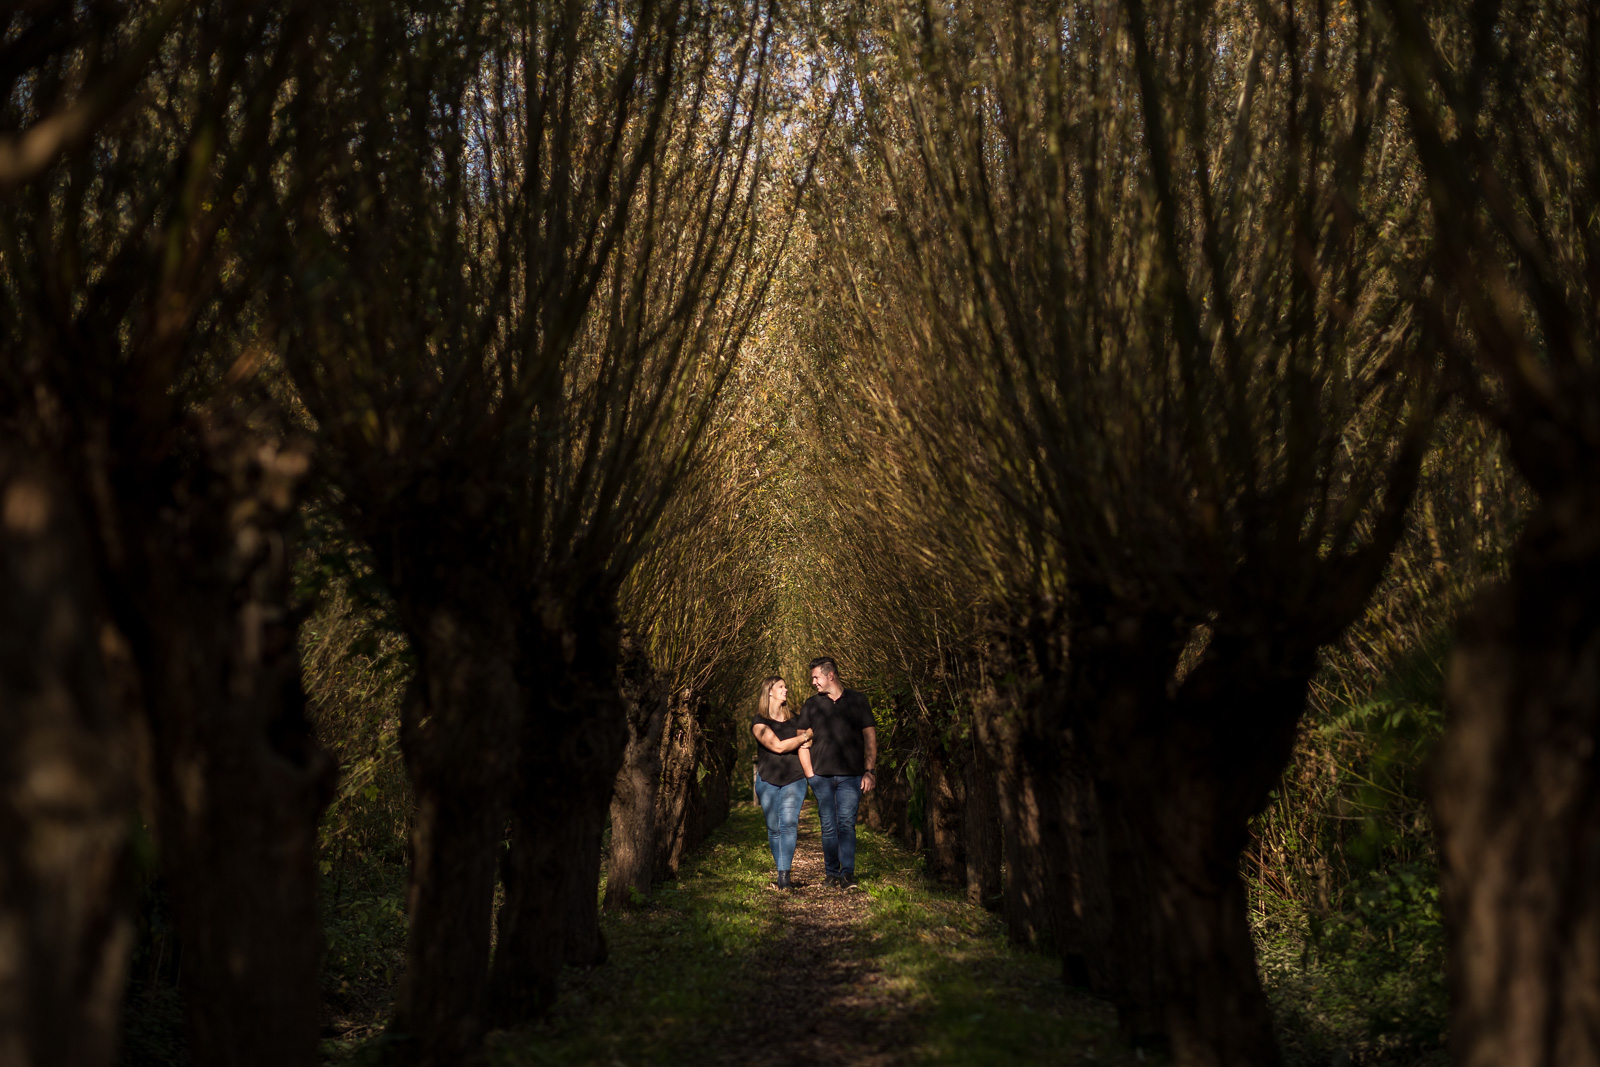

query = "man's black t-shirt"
797;689;876;777
751;715;806;786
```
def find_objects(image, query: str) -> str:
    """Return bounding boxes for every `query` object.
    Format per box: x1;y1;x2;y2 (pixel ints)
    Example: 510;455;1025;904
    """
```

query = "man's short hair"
808;656;840;680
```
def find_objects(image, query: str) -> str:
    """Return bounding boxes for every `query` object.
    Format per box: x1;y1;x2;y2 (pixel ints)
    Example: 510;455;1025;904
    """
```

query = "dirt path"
714;804;910;1066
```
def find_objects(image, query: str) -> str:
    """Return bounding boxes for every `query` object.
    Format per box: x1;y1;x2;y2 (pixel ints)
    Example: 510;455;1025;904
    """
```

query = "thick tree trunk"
389;587;521;1065
1099;771;1279;1066
488;715;626;1021
1432;489;1600;1067
122;433;335;1067
654;691;703;882
604;669;667;911
487;606;627;1027
961;730;1003;909
0;449;133;1067
1089;629;1313;1066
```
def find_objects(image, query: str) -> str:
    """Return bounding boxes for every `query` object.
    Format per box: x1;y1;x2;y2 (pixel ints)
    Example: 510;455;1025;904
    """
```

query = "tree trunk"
119;431;336;1067
1088;628;1313;1066
1033;735;1112;991
864;758;912;843
980;705;1057;951
923;738;966;886
1432;489;1600;1067
488;715;626;1021
0;448;134;1067
388;585;521;1066
654;691;703;882
1098;769;1279;1066
700;713;735;835
488;607;627;1027
604;669;667;911
961;728;1003;910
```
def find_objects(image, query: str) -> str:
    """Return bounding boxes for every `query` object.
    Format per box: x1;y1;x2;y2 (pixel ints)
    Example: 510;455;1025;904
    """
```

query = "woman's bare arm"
752;723;814;754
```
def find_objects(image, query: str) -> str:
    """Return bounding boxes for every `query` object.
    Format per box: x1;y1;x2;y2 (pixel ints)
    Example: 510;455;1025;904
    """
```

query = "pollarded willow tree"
1;5;334;1065
606;373;789;909
276;0;794;1059
818;0;1440;1061
1381;2;1600;1063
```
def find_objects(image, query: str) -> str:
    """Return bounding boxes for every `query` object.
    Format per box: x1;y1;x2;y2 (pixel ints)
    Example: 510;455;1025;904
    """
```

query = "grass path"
487;799;1154;1066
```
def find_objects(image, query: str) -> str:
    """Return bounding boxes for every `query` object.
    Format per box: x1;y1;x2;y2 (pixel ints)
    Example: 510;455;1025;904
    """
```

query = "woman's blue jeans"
754;776;807;871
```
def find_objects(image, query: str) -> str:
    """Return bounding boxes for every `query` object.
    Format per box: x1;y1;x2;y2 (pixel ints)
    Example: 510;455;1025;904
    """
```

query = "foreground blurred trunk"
1091;628;1314;1066
0;447;132;1067
604;660;668;911
488;602;627;1026
1433;488;1600;1067
389;575;520;1065
116;425;334;1067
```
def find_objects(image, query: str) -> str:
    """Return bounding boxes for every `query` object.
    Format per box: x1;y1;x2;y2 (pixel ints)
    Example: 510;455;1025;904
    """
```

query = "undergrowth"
1249;632;1453;1066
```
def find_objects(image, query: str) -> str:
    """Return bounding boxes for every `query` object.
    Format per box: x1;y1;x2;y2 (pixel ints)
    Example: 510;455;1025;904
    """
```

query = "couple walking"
749;657;878;891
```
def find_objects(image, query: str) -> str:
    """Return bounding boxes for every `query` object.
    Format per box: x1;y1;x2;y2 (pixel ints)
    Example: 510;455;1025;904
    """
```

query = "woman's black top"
751;715;805;787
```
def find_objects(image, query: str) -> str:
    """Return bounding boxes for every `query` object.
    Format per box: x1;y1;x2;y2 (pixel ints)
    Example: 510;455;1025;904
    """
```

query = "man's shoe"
772;870;792;890
825;874;842;889
841;868;861;891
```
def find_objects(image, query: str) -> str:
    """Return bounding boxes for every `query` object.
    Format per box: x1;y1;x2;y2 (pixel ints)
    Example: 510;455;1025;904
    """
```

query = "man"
798;656;878;890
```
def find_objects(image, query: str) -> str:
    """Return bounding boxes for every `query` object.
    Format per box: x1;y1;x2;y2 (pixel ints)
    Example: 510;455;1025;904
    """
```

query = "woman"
750;676;814;890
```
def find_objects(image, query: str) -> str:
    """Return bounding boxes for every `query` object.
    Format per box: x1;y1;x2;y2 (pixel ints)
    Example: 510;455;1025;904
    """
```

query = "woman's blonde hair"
756;676;789;720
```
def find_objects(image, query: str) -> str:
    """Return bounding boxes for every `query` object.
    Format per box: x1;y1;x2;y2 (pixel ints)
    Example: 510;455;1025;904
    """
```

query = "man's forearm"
864;728;877;770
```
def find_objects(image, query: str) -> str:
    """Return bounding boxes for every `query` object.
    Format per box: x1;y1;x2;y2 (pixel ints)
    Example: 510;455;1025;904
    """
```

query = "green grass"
847;828;1152;1066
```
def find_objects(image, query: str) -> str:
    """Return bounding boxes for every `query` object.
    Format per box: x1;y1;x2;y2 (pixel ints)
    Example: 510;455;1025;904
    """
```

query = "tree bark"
1088;627;1313;1066
1037;736;1112;991
654;690;704;882
1432;489;1600;1067
388;582;521;1066
700;713;736;835
115;429;335;1067
487;604;627;1027
923;736;966;887
0;448;133;1067
864;757;912;844
961;728;1003;909
604;667;667;911
1098;769;1279;1066
978;703;1057;952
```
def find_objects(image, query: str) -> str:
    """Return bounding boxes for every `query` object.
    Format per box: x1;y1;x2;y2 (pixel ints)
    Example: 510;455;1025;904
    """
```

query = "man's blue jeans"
754;776;807;870
808;774;863;878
